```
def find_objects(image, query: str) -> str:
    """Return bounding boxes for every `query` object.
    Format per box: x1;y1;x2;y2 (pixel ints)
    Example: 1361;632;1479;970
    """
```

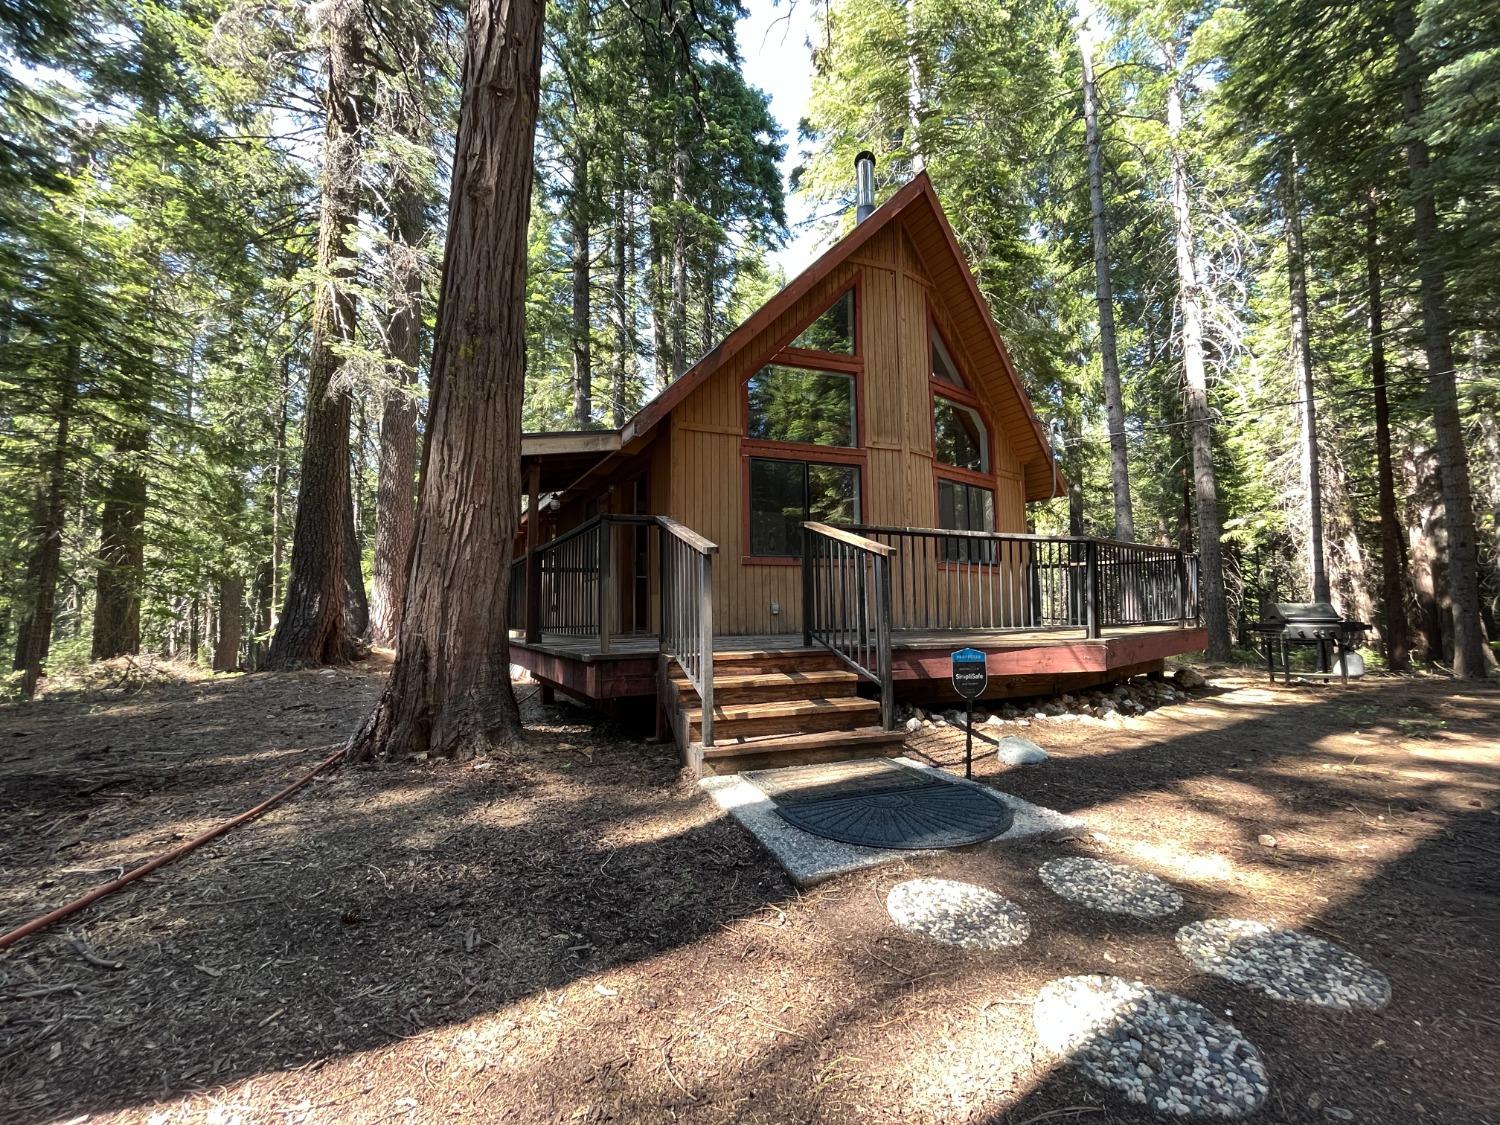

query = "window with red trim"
748;458;861;558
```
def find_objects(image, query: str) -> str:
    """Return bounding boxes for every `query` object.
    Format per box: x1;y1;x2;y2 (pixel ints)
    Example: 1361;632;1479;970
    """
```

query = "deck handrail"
657;516;718;746
802;522;895;731
846;522;1172;553
521;513;719;745
840;525;1198;638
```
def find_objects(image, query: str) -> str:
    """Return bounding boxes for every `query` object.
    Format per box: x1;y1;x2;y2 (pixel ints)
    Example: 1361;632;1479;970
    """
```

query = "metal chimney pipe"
855;151;876;223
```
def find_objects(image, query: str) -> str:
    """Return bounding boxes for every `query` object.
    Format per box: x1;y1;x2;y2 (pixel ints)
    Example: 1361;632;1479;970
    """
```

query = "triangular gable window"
932;327;967;389
788;289;854;355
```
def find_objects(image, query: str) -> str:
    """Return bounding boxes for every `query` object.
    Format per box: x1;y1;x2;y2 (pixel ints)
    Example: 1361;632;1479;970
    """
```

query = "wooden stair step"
685;695;878;740
710;648;843;675
696;726;907;775
668;668;860;704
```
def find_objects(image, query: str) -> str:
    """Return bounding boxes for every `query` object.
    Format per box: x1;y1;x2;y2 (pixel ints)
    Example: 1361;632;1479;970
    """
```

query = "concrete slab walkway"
701;756;1085;888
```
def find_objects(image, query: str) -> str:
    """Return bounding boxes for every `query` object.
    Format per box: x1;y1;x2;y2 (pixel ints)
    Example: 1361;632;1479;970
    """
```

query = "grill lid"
1267;601;1343;625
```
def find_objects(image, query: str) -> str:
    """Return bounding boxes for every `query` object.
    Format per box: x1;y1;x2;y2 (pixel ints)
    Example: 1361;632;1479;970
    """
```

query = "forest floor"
1;660;1498;1125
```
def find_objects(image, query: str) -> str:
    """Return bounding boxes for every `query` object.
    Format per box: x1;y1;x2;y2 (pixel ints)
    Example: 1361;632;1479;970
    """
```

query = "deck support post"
524;459;542;643
1085;539;1101;639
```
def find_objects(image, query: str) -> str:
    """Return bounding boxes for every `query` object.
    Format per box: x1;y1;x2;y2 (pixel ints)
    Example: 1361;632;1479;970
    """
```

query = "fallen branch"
65;933;124;970
0;982;82;1001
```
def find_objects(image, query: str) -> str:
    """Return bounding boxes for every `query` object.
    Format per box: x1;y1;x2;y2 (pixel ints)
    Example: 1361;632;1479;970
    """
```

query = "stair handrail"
657;516;718;746
801;521;895;730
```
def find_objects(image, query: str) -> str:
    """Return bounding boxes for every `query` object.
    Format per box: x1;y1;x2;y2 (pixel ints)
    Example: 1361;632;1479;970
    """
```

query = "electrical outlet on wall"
770;600;780;616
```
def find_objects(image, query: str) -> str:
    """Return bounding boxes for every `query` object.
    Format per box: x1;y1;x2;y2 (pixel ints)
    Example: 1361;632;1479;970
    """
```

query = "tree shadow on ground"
0;673;1496;1123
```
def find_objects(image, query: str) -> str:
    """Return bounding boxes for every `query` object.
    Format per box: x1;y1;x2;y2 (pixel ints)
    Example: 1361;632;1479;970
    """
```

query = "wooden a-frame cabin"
509;166;1206;775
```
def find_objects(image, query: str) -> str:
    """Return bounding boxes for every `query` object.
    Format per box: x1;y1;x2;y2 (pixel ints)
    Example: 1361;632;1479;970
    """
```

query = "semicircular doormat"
745;759;1014;849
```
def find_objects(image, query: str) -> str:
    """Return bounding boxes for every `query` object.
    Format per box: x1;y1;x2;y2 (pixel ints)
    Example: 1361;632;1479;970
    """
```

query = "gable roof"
545;172;1064;502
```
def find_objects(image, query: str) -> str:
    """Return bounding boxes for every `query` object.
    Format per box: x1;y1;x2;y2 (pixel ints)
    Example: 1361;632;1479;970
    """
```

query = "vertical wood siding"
664;220;1030;635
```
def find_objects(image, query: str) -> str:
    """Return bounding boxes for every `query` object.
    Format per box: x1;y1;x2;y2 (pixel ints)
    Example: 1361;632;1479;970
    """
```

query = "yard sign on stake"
950;648;988;779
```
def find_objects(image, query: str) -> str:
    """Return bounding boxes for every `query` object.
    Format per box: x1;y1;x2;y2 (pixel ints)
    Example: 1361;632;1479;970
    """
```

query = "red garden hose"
0;745;348;952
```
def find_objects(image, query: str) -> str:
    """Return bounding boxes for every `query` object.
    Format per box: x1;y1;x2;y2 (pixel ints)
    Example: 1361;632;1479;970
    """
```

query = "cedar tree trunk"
348;0;546;762
267;0;366;669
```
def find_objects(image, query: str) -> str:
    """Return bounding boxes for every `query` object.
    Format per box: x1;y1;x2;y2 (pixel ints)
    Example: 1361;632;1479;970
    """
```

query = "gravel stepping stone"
1176;919;1391;1010
1034;975;1269;1119
885;877;1030;950
1039;856;1184;918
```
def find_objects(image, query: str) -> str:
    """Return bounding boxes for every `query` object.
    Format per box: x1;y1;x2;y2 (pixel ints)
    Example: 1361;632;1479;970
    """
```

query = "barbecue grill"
1249;601;1368;685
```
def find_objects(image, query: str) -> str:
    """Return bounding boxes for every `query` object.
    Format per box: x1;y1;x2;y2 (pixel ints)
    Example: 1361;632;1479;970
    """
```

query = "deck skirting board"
508;625;1208;704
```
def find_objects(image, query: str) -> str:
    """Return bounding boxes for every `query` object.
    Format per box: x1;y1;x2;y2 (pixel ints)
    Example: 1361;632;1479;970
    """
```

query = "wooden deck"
508;624;1207;703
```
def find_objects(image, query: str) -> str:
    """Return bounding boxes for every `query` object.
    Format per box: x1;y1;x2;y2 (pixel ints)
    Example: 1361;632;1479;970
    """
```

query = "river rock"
997;736;1049;766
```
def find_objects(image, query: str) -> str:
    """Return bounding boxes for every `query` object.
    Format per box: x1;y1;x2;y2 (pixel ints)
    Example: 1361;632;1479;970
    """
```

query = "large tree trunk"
1282;153;1328;604
1396;0;1486;678
369;189;424;648
1365;190;1410;670
91;426;146;659
570;141;592;426
1166;71;1231;660
348;0;545;762
19;344;77;699
267;0;366;669
213;576;243;672
1078;14;1133;542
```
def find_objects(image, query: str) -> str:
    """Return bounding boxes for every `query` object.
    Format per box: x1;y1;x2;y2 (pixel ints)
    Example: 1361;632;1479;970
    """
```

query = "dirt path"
1;667;1497;1124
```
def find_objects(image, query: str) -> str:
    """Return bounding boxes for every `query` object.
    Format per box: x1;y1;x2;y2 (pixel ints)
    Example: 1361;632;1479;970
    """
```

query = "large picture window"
789;289;854;354
938;479;996;562
749;458;860;557
747;364;856;447
934;396;989;473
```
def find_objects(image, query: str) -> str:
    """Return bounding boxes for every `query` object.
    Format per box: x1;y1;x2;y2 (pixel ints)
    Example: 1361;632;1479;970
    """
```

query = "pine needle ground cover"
1;668;1497;1123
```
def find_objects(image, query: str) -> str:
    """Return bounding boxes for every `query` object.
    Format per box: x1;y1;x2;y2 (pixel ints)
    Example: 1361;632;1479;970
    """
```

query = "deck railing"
843;525;1199;638
803;522;895;730
518;513;718;745
658;517;718;745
